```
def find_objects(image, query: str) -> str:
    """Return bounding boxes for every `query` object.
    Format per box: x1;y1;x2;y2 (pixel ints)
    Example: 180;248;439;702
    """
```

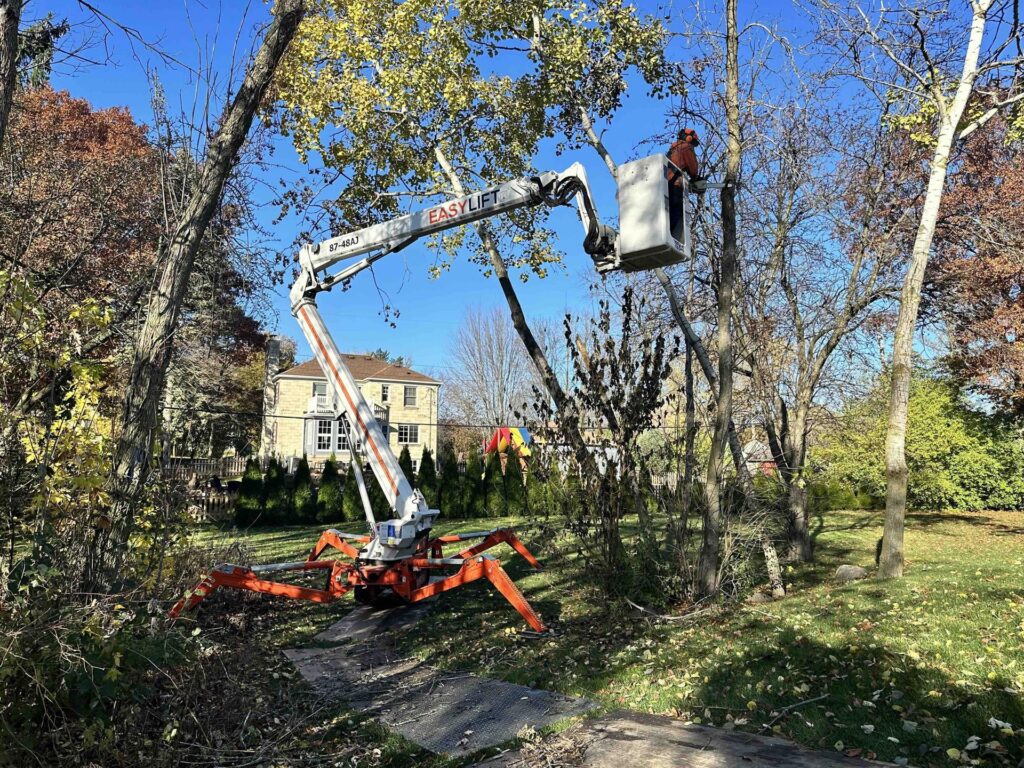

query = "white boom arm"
289;164;615;562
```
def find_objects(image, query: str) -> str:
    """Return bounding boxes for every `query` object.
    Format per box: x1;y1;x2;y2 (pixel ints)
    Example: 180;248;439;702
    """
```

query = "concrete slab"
477;711;895;768
285;603;594;757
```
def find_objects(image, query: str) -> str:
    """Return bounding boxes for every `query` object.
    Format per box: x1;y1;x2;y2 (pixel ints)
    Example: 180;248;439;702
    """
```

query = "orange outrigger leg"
169;527;547;633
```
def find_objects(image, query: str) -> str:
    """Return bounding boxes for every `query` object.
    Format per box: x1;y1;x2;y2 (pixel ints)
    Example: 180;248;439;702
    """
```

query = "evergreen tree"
262;457;288;525
367;464;393;520
234;457;264;526
437;448;462;517
483;452;507;518
504;452;526;516
317;455;343;523
398;445;415;481
292;456;317;523
462;452;483;518
342;464;365;523
526;458;546;516
416;448;438;507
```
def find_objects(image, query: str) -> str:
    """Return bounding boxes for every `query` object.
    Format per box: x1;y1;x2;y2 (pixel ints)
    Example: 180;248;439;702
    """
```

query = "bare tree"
815;0;1024;577
0;0;22;148
104;0;305;575
446;306;534;428
737;103;911;561
692;0;742;598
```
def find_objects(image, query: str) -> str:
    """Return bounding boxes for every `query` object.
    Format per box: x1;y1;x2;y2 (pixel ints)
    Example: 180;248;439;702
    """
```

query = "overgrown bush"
292;456;317;522
813;373;1024;510
317;456;343;523
524;289;678;598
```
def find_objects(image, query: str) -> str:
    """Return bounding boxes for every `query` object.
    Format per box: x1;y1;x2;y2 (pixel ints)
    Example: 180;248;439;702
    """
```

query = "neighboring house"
261;355;440;472
741;439;777;477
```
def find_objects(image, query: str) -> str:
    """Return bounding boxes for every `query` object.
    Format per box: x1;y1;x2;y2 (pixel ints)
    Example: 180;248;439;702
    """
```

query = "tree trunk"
104;0;306;575
696;0;741;599
682;337;696;516
656;268;752;491
880;4;990;579
785;407;812;561
432;146;595;474
762;535;785;598
0;0;22;151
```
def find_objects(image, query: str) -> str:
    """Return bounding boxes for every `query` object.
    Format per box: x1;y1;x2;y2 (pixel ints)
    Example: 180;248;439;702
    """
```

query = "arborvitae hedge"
398;445;415;481
416;448;437;507
262;457;288;525
483;453;506;518
317;456;343;523
292;456;317;523
437;448;461;517
504;452;526;516
463;452;483;518
342;464;364;522
234;457;264;527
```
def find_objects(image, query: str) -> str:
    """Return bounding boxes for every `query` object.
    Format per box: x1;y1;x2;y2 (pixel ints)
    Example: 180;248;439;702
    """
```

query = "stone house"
260;355;440;472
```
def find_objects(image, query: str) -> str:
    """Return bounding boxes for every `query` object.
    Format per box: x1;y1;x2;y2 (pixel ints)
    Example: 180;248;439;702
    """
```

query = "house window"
336;417;350;452
404;385;417;407
398;424;419;444
316;419;333;452
381;384;389;403
313;381;329;412
411;459;419;473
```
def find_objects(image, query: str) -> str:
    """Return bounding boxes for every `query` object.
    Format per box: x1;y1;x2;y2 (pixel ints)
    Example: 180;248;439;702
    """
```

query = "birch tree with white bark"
813;0;1024;577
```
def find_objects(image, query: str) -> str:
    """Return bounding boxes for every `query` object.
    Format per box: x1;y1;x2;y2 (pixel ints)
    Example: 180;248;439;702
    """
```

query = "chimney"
259;336;283;457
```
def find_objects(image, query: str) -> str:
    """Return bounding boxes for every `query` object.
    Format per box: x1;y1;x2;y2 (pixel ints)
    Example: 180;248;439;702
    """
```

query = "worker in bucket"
668;127;703;241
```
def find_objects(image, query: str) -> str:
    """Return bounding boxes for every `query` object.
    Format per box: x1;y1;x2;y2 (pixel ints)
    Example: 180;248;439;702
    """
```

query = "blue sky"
42;0;789;380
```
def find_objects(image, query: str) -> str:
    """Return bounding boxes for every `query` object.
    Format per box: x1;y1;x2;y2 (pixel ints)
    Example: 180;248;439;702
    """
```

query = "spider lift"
170;155;696;633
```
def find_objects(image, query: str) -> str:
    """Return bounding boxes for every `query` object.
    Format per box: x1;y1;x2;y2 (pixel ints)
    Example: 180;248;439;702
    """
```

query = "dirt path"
285;603;892;767
284;603;593;757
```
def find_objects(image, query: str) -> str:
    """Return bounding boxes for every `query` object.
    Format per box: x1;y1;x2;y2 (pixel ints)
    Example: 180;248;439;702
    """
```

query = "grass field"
187;509;1024;766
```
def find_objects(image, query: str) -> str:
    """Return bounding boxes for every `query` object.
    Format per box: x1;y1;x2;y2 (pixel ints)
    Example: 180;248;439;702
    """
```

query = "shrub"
437;448;461;517
398;445;415;481
483;452;506;518
342;465;364;523
367;465;393;520
262;457;288;525
463;452;483;518
504;452;526;515
317;456;344;523
813;373;1024;510
292;456;317;523
416;448;438;507
234;458;264;526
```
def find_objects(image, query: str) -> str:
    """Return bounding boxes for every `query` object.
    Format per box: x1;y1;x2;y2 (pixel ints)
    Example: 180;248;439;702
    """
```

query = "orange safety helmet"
678;127;700;145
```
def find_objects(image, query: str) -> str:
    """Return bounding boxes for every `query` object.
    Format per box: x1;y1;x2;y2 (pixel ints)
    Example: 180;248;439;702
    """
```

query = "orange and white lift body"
170;156;697;632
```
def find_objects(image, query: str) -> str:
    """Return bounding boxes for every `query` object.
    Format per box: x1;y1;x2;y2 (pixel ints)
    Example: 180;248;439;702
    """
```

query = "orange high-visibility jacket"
668;140;700;184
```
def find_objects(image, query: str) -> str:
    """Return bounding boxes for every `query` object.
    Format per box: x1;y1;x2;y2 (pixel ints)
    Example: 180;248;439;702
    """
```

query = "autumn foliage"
932;115;1024;414
0;88;160;313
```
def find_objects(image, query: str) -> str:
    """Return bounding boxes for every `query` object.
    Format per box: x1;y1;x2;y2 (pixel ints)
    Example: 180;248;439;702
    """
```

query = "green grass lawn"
183;510;1024;766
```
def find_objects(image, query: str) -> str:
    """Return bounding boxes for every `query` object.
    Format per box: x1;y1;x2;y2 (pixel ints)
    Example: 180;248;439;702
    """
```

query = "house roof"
277;356;440;385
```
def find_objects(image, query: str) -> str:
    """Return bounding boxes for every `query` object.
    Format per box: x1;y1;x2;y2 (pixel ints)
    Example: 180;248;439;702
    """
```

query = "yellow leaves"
946;747;961;759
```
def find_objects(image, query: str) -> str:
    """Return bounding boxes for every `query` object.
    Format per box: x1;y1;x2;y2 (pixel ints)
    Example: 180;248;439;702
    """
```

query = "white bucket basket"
616;154;691;272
